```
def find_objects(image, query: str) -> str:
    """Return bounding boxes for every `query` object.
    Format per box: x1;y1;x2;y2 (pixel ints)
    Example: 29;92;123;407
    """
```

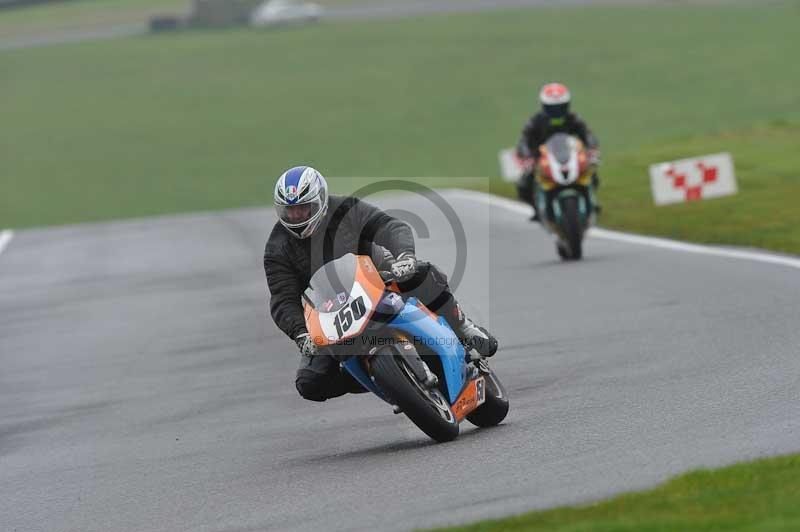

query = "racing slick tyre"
370;347;459;443
466;369;509;428
560;195;583;261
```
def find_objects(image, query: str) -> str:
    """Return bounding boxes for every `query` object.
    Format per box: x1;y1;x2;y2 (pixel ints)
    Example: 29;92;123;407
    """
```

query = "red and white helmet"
539;83;571;122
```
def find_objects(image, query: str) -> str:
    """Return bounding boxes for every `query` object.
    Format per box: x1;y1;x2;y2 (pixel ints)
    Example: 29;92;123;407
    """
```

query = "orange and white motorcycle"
534;133;598;260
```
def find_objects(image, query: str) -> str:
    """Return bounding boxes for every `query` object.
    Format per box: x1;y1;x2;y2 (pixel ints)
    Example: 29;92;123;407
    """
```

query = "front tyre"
467;369;509;428
370;348;459;443
559;195;583;260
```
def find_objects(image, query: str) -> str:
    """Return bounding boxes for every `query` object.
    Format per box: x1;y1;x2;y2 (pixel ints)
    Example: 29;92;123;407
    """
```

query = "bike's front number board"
318;282;375;342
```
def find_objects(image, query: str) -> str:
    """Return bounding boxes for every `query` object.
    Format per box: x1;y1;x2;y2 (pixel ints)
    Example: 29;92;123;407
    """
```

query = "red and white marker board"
649;152;737;206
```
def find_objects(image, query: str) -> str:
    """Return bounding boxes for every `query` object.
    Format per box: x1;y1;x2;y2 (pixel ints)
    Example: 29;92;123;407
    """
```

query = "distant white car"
250;0;323;27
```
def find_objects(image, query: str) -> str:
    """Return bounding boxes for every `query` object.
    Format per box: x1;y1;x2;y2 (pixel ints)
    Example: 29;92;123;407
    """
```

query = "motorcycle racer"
264;166;498;402
516;83;601;220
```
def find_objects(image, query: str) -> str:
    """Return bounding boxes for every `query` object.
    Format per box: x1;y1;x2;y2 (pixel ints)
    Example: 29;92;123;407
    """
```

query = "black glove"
391;252;417;282
295;332;318;358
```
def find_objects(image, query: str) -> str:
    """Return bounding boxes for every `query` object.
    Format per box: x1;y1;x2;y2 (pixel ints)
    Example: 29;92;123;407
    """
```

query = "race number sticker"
332;296;366;338
452;377;486;420
317;282;374;342
475;376;486;406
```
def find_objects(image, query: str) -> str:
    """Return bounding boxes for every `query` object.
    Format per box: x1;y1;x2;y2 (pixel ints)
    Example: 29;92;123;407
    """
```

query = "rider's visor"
543;102;569;120
276;198;322;228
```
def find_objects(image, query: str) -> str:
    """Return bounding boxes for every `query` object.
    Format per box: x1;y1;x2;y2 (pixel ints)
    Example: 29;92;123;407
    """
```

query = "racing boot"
457;318;498;357
452;306;498;357
517;172;539;222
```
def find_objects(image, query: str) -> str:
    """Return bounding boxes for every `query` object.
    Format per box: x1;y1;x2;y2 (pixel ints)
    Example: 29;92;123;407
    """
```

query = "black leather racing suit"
515;111;599;208
264;195;462;402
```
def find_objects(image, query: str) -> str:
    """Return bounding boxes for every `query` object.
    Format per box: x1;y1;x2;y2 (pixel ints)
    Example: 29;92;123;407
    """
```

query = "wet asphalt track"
2;191;799;532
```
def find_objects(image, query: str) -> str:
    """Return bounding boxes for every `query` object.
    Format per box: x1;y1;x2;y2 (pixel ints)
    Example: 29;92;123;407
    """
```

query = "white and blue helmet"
274;166;329;239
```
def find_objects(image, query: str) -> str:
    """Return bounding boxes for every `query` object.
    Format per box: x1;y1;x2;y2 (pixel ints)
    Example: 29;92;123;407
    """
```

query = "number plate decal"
452;377;487;421
475;376;486;406
316;282;374;342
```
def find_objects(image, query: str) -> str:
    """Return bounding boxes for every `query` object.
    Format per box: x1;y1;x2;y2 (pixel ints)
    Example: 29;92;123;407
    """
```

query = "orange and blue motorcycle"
303;254;509;442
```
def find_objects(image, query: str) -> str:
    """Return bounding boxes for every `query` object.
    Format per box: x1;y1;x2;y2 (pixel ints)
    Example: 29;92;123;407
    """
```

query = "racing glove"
588;149;602;166
295;332;318;358
391;252;417;283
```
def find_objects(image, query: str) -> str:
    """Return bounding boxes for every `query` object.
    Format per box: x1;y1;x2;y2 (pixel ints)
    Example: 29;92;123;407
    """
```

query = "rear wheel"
559;196;583;260
370;348;459;443
466;368;509;428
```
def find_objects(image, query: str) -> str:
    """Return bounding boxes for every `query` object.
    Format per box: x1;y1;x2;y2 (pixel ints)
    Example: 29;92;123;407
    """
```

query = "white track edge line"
445;189;800;271
0;230;13;257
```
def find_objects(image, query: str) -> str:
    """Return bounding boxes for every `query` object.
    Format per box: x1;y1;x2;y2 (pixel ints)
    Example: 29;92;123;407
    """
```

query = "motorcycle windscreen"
304;254;385;345
304;254;359;313
545;133;573;165
545;133;582;184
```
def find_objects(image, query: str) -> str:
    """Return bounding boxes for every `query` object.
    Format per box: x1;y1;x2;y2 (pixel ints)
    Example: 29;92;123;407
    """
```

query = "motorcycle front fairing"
342;294;468;405
383;297;467;404
534;134;595;230
303;254;470;407
338;290;406;402
341;356;388;401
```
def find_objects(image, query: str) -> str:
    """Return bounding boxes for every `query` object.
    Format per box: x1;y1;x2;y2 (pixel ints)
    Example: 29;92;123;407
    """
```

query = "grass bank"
1;3;798;254
428;453;800;532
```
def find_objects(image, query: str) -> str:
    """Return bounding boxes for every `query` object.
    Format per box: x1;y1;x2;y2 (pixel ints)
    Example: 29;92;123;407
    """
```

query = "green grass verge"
427;453;800;532
1;3;799;253
602;123;800;255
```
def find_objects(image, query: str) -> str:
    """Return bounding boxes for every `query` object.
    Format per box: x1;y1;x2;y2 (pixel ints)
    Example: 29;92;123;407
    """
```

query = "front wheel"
559;195;583;261
370;348;459;443
466;369;509;428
